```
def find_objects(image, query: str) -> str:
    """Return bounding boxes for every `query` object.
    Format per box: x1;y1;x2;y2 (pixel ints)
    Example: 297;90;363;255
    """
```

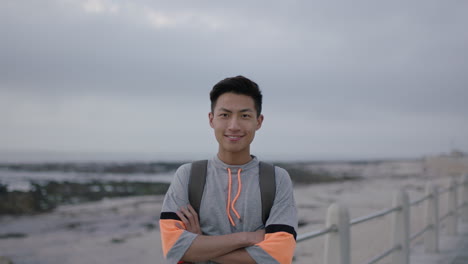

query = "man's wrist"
236;231;263;247
232;232;253;248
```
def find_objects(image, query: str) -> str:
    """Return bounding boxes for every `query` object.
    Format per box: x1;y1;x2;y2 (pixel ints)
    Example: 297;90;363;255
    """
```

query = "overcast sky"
1;0;467;162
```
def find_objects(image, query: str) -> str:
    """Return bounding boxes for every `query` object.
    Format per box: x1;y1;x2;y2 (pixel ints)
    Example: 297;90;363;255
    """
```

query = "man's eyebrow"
218;108;254;113
218;108;233;113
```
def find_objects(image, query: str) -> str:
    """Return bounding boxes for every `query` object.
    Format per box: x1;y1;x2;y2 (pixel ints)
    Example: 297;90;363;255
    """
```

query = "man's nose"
227;117;241;130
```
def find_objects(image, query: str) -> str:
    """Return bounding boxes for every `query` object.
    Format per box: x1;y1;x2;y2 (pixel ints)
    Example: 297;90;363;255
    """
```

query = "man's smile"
225;135;244;141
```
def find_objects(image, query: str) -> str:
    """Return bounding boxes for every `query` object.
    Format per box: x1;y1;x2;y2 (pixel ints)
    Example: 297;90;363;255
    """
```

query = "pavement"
411;222;468;264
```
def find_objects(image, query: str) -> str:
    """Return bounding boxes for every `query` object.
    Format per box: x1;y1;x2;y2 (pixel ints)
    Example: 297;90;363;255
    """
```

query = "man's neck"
217;152;253;166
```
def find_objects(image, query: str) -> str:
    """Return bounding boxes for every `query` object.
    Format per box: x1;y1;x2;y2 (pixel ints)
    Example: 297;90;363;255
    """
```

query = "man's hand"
175;204;202;235
181;230;265;262
175;204;265;263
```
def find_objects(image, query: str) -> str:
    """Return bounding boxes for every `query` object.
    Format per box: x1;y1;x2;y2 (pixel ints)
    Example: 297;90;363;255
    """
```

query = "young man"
160;76;297;263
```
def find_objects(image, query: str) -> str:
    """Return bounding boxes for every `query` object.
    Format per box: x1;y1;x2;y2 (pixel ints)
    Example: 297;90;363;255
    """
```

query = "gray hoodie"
160;155;298;264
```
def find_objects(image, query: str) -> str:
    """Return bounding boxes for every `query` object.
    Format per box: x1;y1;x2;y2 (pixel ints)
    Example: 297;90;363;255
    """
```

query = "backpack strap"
188;160;276;226
188;160;208;215
259;161;276;225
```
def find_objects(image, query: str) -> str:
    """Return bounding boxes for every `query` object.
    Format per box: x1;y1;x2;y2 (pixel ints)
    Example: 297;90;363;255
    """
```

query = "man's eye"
242;114;251;118
219;113;228;117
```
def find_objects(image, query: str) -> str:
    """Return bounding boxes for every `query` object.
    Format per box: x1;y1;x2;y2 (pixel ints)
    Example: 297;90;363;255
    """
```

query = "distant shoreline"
0;150;426;163
1;158;428;215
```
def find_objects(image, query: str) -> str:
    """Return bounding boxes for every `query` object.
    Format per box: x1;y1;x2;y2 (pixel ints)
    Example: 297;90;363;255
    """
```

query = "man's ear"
208;112;214;128
256;114;264;130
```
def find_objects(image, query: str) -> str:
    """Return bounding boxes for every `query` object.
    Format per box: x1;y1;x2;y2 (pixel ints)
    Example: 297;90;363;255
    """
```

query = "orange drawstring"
226;168;235;226
231;168;242;219
226;168;243;226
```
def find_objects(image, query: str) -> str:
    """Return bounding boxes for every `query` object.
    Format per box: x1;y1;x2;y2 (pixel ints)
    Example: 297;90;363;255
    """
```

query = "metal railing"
296;174;468;264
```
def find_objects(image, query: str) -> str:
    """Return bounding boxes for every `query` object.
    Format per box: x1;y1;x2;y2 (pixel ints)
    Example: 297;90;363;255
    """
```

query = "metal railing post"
424;182;439;253
462;174;468;222
447;177;458;235
391;189;410;264
324;203;350;264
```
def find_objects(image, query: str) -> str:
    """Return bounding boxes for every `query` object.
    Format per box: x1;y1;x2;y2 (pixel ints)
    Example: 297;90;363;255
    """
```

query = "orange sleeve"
159;212;185;257
256;225;297;264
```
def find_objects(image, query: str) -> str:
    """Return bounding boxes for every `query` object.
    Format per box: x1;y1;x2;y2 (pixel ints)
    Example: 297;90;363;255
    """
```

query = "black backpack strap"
259;161;276;225
188;160;208;215
189;160;276;225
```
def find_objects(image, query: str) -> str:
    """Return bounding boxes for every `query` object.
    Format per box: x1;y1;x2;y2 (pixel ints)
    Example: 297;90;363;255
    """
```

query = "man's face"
209;92;264;158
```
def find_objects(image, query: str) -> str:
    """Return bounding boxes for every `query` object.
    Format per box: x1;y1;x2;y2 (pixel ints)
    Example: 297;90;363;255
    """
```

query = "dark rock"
0;233;27;239
0;183;55;215
0;256;14;264
0;181;170;215
142;223;156;230
111;238;125;243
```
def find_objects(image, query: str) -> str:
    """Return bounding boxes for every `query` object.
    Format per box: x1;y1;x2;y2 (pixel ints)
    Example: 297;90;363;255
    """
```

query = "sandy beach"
0;159;458;264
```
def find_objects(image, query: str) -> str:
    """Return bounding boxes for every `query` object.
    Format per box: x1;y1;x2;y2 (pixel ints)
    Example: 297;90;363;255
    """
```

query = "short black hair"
210;76;263;117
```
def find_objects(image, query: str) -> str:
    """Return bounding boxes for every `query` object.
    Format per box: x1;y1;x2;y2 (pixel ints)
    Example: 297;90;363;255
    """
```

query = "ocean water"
0;162;176;192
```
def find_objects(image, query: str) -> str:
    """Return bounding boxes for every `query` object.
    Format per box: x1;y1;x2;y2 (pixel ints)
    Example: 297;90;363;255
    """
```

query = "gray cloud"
1;0;467;160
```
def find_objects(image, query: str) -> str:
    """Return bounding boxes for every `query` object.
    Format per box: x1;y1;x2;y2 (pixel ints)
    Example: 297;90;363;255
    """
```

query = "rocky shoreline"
0;181;170;215
0;161;363;215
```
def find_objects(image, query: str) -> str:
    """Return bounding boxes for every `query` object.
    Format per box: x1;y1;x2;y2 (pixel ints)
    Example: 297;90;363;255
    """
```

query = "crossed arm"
176;205;264;263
